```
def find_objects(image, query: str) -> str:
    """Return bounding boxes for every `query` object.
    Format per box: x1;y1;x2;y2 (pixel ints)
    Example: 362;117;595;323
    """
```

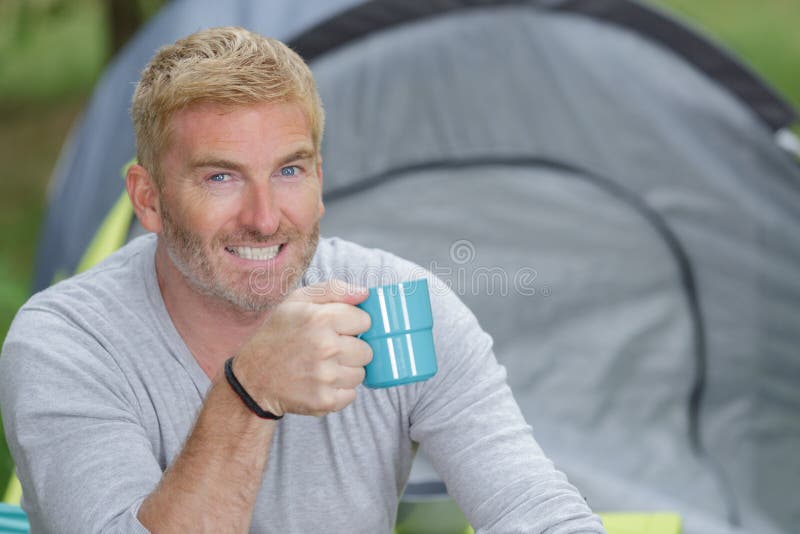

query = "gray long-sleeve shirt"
0;234;605;533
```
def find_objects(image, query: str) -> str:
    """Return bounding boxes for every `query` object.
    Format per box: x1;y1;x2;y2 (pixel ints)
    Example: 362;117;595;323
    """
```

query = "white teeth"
228;245;280;261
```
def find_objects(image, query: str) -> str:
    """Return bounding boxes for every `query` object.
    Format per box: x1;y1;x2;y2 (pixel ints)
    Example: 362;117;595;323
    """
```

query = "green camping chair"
2;474;20;506
600;512;682;534
393;494;681;534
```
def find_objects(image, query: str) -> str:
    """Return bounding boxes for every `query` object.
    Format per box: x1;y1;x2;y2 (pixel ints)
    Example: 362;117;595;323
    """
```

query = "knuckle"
340;371;360;390
285;302;315;328
314;305;338;329
307;407;328;417
307;304;326;322
317;391;337;413
318;367;337;386
315;338;340;360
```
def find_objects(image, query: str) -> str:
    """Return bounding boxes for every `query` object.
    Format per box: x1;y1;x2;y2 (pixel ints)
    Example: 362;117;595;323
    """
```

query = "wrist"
225;357;284;420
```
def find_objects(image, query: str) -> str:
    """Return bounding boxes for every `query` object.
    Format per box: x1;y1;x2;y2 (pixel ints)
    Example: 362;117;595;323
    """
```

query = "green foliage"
651;0;800;113
0;98;89;492
0;0;110;488
0;0;109;105
0;102;80;332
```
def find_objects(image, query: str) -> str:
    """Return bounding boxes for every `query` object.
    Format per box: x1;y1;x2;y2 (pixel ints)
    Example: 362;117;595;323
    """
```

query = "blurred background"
0;0;798;530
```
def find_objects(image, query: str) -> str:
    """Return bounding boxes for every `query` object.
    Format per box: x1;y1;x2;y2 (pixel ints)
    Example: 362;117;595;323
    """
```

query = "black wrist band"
224;357;283;420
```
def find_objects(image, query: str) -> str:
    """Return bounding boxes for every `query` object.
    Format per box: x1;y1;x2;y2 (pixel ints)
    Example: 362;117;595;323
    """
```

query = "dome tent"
32;1;800;533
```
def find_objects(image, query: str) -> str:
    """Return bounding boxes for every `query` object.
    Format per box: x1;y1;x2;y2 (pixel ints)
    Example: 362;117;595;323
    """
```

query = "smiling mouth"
225;244;283;261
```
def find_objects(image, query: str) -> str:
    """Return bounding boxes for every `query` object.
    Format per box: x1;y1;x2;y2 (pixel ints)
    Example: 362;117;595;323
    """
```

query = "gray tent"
34;1;800;533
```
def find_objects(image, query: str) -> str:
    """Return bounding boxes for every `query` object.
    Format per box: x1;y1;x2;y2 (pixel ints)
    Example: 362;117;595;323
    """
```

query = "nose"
239;180;280;235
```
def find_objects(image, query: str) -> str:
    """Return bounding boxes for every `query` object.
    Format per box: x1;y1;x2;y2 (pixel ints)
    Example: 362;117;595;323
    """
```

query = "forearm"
138;374;276;533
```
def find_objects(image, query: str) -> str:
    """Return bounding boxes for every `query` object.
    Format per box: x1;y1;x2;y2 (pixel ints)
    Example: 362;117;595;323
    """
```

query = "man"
0;27;605;533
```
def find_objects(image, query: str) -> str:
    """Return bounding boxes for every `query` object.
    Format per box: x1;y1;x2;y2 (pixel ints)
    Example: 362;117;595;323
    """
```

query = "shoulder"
20;234;155;317
0;236;159;411
1;235;157;372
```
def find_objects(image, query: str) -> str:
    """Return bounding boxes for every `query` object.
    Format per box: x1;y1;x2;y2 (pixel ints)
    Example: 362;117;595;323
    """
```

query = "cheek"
276;183;323;229
285;204;322;233
170;191;240;237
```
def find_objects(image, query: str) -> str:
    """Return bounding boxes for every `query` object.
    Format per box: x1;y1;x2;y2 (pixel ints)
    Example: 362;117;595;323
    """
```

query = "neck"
153;241;268;379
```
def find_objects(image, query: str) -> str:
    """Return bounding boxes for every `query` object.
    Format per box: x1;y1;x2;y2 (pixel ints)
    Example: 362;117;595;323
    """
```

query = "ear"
126;163;163;233
315;157;325;218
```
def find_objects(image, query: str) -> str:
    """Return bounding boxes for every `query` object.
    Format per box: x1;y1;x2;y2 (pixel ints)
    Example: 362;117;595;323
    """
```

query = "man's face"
155;100;324;312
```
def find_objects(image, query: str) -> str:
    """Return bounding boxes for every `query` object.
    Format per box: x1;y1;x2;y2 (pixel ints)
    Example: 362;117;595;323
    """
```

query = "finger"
289;279;369;306
333;365;366;390
319;303;371;336
336;336;373;368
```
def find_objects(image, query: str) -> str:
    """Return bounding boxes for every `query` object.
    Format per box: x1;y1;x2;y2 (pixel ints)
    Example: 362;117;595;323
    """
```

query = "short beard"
159;202;319;313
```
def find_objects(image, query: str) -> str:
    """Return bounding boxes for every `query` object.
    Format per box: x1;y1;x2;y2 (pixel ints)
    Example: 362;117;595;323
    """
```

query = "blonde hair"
131;26;324;181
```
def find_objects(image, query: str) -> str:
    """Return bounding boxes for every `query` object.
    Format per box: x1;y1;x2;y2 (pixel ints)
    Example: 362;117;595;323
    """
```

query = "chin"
220;270;304;313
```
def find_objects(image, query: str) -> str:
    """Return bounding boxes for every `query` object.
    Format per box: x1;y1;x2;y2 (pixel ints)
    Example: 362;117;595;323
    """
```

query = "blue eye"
209;173;230;182
280;166;299;177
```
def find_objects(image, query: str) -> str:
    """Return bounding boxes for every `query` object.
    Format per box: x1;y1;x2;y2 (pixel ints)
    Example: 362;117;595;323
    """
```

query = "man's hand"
232;279;373;417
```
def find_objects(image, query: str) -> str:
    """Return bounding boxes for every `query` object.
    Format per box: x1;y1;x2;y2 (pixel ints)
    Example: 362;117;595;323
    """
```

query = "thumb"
289;279;370;306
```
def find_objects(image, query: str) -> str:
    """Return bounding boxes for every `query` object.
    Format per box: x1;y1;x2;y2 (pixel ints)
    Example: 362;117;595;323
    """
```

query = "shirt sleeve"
0;306;158;534
408;280;606;533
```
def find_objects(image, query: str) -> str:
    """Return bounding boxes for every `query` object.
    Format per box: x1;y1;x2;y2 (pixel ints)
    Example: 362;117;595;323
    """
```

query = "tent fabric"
314;7;800;533
288;0;796;131
34;0;798;291
33;2;800;534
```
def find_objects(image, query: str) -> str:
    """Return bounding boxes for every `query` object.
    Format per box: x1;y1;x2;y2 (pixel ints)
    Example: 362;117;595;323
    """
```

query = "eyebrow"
277;149;316;167
189;157;246;173
189;149;316;172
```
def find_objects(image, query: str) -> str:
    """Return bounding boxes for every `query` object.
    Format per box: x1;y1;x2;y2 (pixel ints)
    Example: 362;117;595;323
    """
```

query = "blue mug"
357;279;437;388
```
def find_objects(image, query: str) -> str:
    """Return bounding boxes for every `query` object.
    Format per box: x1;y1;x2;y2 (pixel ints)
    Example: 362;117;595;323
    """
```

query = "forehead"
164;100;315;161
